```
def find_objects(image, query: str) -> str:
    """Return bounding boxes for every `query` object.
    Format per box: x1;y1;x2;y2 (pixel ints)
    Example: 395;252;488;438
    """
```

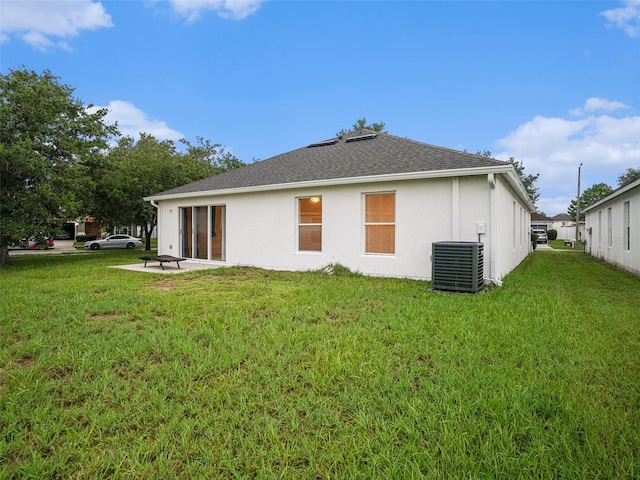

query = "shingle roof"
152;130;509;197
531;213;553;221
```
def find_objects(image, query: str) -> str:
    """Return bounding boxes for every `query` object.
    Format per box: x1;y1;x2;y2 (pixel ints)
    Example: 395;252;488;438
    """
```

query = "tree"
336;118;387;137
0;68;116;265
507;157;540;208
474;150;540;208
568;183;613;221
617;167;640;187
93;134;244;250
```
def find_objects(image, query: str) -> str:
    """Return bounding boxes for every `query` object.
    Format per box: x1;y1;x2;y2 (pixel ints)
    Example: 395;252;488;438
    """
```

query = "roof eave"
583;178;640;213
145;165;515;202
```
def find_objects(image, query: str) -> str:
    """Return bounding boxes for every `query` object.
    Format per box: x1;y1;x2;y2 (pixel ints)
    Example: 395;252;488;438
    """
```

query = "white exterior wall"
585;183;640;276
493;175;532;280
155;174;530;281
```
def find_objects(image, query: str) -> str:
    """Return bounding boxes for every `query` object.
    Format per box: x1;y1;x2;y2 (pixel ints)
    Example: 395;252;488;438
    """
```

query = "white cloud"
570;97;632;117
600;0;640;38
0;0;113;50
495;101;640;215
90;100;184;143
169;0;265;21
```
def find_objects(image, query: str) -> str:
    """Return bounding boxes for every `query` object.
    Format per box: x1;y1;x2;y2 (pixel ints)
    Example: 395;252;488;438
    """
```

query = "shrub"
320;263;361;277
76;234;97;242
547;229;558;241
531;232;538;250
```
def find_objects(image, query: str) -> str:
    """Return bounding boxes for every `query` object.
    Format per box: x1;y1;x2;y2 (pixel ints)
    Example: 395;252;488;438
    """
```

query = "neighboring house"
531;213;553;232
583;178;640;276
551;213;575;241
145;130;535;283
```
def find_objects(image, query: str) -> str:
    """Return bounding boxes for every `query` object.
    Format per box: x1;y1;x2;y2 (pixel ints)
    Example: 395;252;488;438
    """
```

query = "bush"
75;234;97;242
531;232;538;250
547;229;558;241
320;263;361;277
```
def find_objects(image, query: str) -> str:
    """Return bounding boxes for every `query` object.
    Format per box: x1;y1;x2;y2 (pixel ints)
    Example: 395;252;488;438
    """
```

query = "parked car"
8;237;54;250
532;229;548;244
84;234;142;250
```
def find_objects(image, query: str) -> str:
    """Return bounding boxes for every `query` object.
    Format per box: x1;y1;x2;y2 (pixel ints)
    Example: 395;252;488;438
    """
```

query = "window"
607;208;612;247
624;201;630;251
512;202;516;249
598;210;602;246
298;196;322;251
365;192;395;254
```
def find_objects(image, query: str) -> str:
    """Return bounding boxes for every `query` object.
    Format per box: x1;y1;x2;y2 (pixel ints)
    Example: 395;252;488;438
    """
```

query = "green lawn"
1;251;638;479
548;239;585;251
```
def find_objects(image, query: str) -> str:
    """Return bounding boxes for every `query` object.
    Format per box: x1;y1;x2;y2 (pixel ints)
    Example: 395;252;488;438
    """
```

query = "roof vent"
307;139;338;148
345;133;377;143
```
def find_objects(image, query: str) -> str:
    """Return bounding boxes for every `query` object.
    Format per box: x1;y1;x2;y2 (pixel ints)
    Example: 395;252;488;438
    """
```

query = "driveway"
8;240;81;255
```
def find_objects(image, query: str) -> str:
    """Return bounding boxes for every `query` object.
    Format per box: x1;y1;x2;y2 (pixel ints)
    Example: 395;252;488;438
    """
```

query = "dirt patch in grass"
86;311;122;321
155;278;176;291
16;354;36;368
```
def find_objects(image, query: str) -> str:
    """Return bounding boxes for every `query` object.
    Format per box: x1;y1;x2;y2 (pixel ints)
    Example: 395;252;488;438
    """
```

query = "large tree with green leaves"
507;157;540;208
617;167;640;187
0;68;116;265
568;182;614;221
336;118;387;137
93;134;244;250
474;150;540;208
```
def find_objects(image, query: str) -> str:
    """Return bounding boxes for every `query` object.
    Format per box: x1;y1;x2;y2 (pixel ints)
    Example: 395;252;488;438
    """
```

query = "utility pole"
575;163;582;249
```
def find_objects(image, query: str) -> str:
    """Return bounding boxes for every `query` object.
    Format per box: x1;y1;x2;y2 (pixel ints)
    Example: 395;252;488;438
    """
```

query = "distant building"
551;213;576;240
584;178;639;276
531;213;553;232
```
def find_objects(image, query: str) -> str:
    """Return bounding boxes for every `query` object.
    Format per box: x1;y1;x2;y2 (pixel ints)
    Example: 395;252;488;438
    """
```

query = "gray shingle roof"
152;130;508;197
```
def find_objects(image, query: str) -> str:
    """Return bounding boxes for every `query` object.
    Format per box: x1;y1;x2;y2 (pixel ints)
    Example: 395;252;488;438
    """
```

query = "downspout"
488;174;502;287
149;200;159;253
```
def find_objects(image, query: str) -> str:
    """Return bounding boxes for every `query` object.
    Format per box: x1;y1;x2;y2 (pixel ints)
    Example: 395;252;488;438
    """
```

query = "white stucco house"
583;177;640;276
145;130;535;283
551;213;576;241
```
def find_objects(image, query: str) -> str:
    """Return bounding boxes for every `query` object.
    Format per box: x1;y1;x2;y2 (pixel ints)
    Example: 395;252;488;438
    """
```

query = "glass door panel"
194;206;208;259
211;205;225;261
181;207;193;258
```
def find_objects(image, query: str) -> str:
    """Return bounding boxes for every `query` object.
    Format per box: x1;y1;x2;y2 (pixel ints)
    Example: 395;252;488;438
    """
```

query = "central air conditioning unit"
431;241;484;293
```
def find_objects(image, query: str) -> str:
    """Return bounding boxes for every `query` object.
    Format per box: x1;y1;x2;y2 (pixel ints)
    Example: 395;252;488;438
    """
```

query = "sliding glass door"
181;205;225;261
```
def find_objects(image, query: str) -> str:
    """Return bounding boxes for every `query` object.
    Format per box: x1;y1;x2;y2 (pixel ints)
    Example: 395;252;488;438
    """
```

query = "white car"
84;234;142;250
532;229;548;244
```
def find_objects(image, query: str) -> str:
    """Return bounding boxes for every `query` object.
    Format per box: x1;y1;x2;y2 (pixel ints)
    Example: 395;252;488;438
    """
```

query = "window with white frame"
598;210;602;246
512;202;516;249
298;196;322;251
607;208;612;247
365;192;395;254
623;201;630;251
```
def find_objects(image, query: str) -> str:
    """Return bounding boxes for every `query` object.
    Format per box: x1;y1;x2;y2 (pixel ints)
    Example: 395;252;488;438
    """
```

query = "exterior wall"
585;184;640;276
552;221;576;241
155;174;530;281
493;175;532;280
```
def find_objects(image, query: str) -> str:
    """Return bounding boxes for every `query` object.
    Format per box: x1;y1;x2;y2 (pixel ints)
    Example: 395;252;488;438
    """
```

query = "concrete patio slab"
111;261;220;274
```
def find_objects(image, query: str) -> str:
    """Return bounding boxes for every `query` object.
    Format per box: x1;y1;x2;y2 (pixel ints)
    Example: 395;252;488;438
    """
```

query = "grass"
548;239;586;251
1;250;638;479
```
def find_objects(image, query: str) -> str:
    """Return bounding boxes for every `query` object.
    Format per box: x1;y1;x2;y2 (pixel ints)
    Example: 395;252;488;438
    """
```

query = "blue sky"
2;0;639;216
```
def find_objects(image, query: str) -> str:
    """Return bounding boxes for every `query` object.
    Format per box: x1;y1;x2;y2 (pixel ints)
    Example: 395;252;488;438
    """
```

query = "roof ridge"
382;132;508;165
